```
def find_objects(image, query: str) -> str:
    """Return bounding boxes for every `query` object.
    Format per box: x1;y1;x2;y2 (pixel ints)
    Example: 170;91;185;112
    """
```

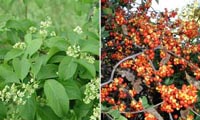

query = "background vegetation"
0;0;99;120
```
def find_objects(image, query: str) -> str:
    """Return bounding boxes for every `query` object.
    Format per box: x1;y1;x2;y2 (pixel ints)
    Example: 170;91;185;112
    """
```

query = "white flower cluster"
38;17;56;38
13;42;26;49
66;45;95;63
28;26;37;33
39;29;48;37
4;109;22;120
0;78;38;105
40;17;52;28
179;0;200;24
27;17;56;38
80;53;95;64
83;78;99;104
90;104;100;120
50;31;56;37
73;26;83;34
36;96;46;106
66;45;81;58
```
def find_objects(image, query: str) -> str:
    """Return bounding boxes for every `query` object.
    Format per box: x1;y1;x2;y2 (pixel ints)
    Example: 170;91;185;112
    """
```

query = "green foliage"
0;0;99;119
44;79;69;117
75;59;96;78
108;110;128;120
141;96;150;108
4;48;24;61
12;57;31;80
58;56;77;80
0;65;20;83
25;38;43;57
18;96;36;120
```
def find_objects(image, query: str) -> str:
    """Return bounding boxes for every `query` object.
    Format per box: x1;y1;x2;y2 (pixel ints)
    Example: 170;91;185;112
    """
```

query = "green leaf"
64;110;77;120
0;102;7;119
37;64;58;80
84;31;99;41
6;19;34;32
46;37;68;51
0;65;20;83
48;55;65;64
101;104;111;112
141;96;149;108
164;78;174;85
26;39;42;57
6;20;21;30
79;67;93;80
108;110;121;119
37;106;61;120
103;8;113;14
45;47;60;63
44;79;69;117
20;20;35;31
58;56;77;80
94;60;99;72
24;33;32;43
7;30;20;44
195;116;200;120
0;47;9;60
101;27;109;38
19;96;36;120
4;48;24;61
31;56;45;76
66;30;80;45
81;44;99;55
74;100;93;119
13;58;31;80
35;0;45;8
63;80;81;100
75;59;96;77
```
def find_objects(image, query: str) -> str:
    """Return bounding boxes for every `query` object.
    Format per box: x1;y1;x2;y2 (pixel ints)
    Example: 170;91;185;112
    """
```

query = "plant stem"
25;3;28;19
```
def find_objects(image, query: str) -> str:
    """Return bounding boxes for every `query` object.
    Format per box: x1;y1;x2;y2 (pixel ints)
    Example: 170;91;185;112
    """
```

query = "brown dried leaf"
122;25;128;35
180;108;190;119
185;71;200;90
146;108;164;120
160;53;171;65
117;69;135;81
117;69;143;93
132;78;143;93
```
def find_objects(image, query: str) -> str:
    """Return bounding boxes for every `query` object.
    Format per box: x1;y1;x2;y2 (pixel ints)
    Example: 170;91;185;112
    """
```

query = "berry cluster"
155;64;174;78
144;113;157;120
101;77;142;113
101;0;200;119
156;84;197;113
115;8;127;25
182;21;199;39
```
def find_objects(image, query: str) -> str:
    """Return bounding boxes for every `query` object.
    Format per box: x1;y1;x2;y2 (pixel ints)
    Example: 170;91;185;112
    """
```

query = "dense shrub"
101;0;200;119
0;0;100;120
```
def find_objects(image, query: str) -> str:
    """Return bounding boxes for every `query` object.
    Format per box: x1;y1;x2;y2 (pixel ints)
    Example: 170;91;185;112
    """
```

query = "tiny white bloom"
73;26;83;34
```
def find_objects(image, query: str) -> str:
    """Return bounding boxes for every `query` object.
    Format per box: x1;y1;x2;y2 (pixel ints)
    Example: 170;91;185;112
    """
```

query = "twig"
190;108;200;117
169;113;174;120
166;50;199;70
103;112;114;120
120;102;163;114
101;45;161;87
145;54;157;71
101;52;144;87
